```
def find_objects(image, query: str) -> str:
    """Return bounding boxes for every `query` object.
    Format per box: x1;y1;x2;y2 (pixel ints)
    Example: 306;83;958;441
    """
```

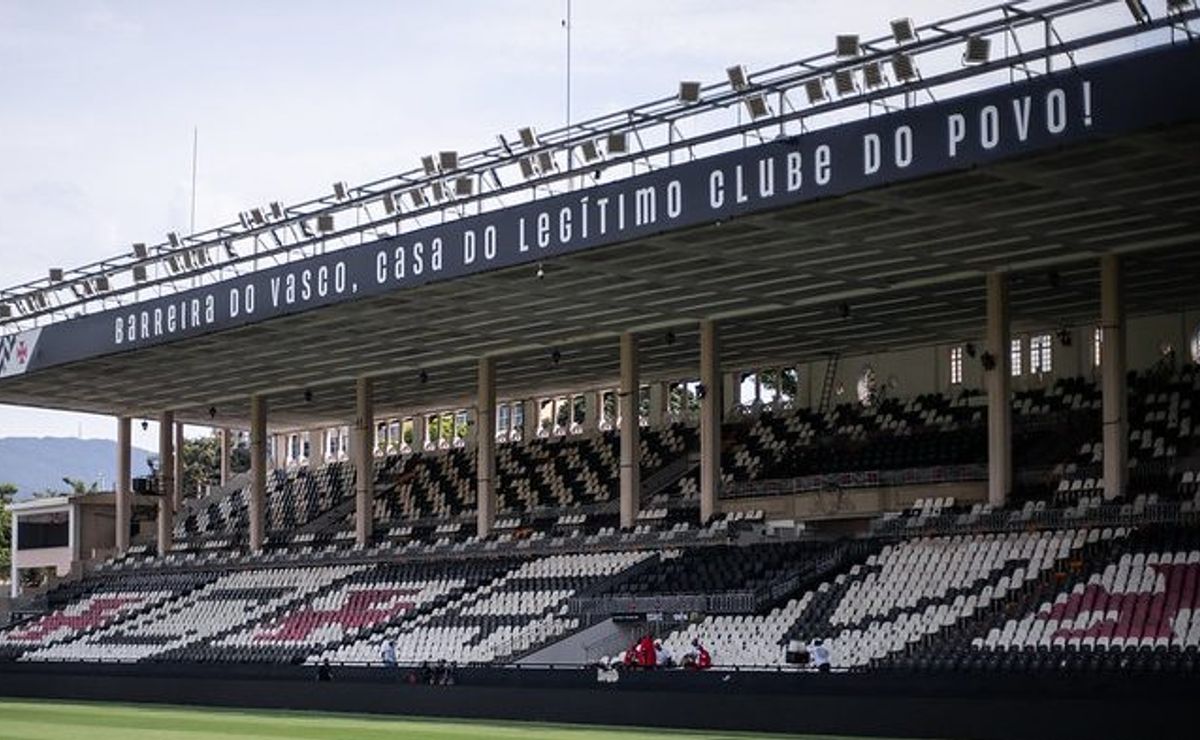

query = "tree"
61;477;99;494
180;435;220;498
0;482;14;574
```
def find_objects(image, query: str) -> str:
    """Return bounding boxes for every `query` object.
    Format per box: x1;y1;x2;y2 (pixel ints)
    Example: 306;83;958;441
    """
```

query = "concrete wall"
721;481;987;521
787;309;1200;406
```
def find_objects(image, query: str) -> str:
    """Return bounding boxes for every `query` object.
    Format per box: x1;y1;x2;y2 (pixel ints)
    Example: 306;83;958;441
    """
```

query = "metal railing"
3;1;1196;333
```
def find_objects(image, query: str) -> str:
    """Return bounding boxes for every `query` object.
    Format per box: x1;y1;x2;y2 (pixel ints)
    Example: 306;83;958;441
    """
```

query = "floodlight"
94;276;110;292
132;243;148;259
223;240;237;259
192;248;209;265
168;232;183;248
454;176;474;197
409;189;427;208
1167;0;1192;13
805;78;827;104
679;81;702;102
862;61;886;89
536;151;556;174
381;192;398;215
439;151;459;172
269;201;284;220
238;212;252;229
726;65;748;90
744;95;770;119
299;220;315;238
836;34;860;57
421;155;438;175
518;127;538;148
834;68;858;96
181;251;195;270
580;140;601;162
606;132;628;154
430;181;448;201
49;268;64;282
1125;0;1151;23
0;304;11;319
891;18;916;44
250;207;265;225
519;157;537;179
165;255;181;273
333;182;347;200
892;52;918;82
317;214;335;233
964;36;991;65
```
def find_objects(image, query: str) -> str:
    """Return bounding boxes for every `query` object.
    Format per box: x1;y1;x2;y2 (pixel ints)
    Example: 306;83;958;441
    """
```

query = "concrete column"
309;428;326;467
648;382;667;428
354;378;374;547
583;391;600;433
115;416;132;553
410;415;426;452
219;428;232;487
522;400;539;441
619;333;641;528
249;396;267;552
156;411;175;557
477;357;497;538
9;511;18;598
722;372;740;415
986;272;1012;508
700;320;722;523
173;423;185;510
1101;254;1128;500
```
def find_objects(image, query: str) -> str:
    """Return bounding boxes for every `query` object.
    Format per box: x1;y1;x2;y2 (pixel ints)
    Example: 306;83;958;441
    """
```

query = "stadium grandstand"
1;1;1199;738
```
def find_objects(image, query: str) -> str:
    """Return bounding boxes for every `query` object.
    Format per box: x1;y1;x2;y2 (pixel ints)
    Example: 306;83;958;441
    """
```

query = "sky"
0;0;1151;448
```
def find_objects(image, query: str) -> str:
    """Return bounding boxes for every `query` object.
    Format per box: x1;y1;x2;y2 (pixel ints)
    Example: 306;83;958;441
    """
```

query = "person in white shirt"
655;640;674;668
380;640;397;667
808;639;831;673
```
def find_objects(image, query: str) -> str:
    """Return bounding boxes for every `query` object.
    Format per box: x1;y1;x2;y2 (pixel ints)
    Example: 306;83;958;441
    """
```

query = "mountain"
0;437;154;499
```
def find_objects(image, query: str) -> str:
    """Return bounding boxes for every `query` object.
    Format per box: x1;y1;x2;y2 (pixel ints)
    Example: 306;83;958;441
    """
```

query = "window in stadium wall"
950;346;964;385
1030;333;1053;374
857;366;877;407
1010;337;1023;376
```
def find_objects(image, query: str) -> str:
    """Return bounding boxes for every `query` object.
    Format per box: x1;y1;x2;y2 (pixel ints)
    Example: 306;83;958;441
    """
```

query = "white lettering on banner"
88;76;1104;353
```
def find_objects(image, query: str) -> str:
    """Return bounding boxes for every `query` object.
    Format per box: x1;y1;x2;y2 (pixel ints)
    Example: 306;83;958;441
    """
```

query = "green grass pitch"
0;699;901;740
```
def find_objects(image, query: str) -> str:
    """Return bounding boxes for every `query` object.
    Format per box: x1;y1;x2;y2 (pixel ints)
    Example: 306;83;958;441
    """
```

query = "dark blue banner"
4;43;1199;379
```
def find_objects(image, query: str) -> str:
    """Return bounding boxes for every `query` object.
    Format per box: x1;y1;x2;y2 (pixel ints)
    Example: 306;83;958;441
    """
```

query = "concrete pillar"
354;378;374;547
156;411;175;557
9;511;18;598
522;400;539;441
173;423;185;510
619;333;641;528
722;372;740;415
219;428;232;487
583;391;600;432
477;357;497;538
115;416;132;553
249;396;267;552
411;415;426;453
986;272;1012;508
648;382;667;428
700;320;722;523
1101;254;1128;501
309;428;326;467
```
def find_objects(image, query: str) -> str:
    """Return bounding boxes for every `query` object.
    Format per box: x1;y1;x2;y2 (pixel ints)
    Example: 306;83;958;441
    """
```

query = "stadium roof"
0;2;1197;429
